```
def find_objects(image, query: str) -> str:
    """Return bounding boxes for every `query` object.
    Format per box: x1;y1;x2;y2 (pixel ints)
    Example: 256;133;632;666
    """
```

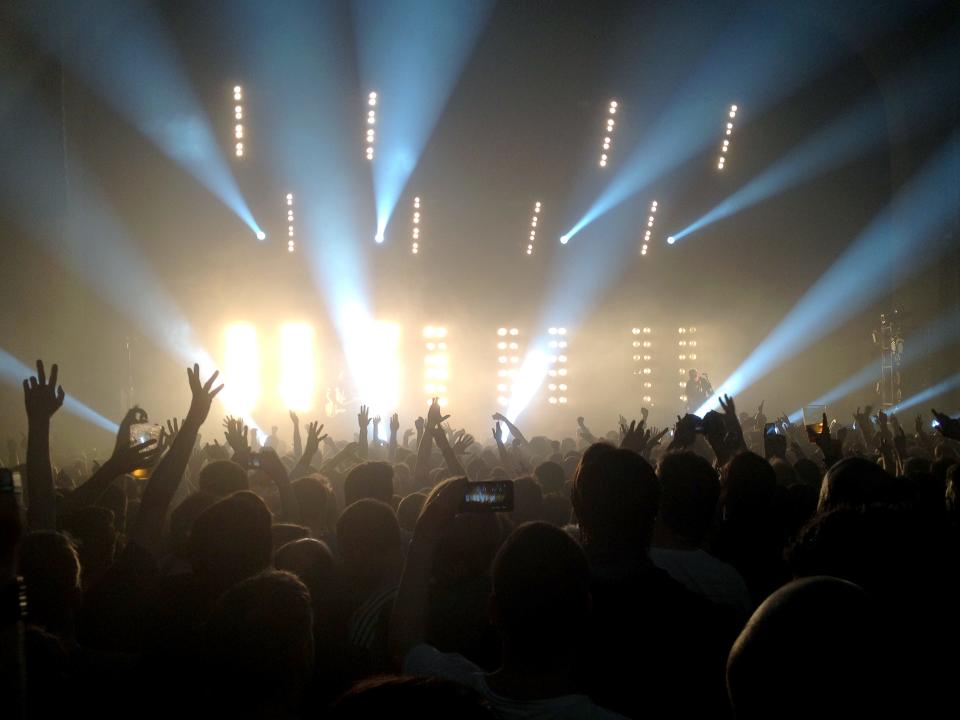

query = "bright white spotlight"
667;235;676;245
375;232;385;244
279;323;316;411
424;325;449;407
222;323;260;417
255;230;266;241
560;234;569;245
547;326;570;406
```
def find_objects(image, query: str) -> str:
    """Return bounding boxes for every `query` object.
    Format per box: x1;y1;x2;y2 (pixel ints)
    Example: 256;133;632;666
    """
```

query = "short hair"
188;491;273;589
60;505;117;579
534;461;566;495
274;538;336;611
510;475;545;524
197;460;249;498
657;451;720;543
336;499;401;584
272;523;310;548
721;452;777;523
727;576;886;719
492;522;590;658
572;444;659;550
204;570;313;706
344;462;395;507
396;492;427;533
817;457;894;513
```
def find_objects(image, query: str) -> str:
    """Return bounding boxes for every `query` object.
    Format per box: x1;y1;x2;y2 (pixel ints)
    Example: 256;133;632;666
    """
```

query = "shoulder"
402;643;484;689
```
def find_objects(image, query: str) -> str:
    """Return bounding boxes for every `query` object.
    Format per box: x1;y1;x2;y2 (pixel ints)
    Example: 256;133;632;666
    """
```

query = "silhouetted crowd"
2;359;959;718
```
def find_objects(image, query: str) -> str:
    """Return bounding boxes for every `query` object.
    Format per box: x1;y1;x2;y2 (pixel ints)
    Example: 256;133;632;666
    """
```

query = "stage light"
631;327;654;406
411;196;422;254
560;234;569;245
697;134;959;415
256;230;266;241
667;236;676;245
547;327;569;406
365;91;377;161
222;323;260;417
424;325;450;407
526;201;542;255
233;85;245;158
278;323;316;412
375;232;385;244
892;372;960;416
284;193;295;253
598;99;619;167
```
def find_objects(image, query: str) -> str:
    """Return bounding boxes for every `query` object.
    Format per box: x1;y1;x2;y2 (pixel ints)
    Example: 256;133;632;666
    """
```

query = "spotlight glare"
255;230;266;241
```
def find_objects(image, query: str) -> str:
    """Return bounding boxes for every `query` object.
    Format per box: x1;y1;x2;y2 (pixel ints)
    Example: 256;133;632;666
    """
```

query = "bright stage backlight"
892;372;960;416
423;325;449;407
222;323;260;417
279;323;316;412
256;230;266;241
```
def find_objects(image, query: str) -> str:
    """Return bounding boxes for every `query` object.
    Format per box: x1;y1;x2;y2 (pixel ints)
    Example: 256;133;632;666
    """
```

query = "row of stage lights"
366;91;377;161
233;85;244;158
286;193;295;253
546;327;569;405
677;327;699;404
631;327;654;405
526;201;542;255
422;326;449;407
411;196;421;254
495;327;522;408
718;104;738;171
599;100;618;168
642;200;657;256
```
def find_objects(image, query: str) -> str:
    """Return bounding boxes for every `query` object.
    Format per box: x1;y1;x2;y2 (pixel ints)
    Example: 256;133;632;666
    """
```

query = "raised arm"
260;448;299;523
389;413;399;462
290;421;327;481
22;360;64;531
59;439;160;516
129;364;222;557
413;400;448;485
290;411;302;461
493;412;527;446
432;426;466;478
390;477;466;667
357;405;370;459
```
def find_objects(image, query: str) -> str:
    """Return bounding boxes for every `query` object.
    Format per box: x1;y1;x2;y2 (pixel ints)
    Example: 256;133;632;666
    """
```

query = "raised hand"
110;438;162;476
390;413;400;436
815;412;843;467
640;407;649;422
620;419;649;455
493;421;504;445
114;406;148;453
303;421;328;459
415;417;425;435
719;394;737;418
223;416;250;455
289;410;300;426
185;364;223;425
159;418;181;451
493;412;508;423
452;433;475;455
932;409;960;441
22;360;65;422
426;398;450;429
358;405;371;430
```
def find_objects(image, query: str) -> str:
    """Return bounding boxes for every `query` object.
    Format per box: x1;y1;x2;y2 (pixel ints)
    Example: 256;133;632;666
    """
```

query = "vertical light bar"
632;327;654;406
599;99;618;167
496;327;523;408
423;326;449;407
233;85;244;158
526;200;541;256
222;323;260;416
365;91;377;161
642;200;657;257
368;321;401;417
718;104;737;171
285;193;295;253
411;196;421;254
677;326;699;405
547;327;569;405
279;323;316;411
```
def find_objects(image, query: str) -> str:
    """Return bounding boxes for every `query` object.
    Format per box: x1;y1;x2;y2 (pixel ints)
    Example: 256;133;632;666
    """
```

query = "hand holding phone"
460;480;514;513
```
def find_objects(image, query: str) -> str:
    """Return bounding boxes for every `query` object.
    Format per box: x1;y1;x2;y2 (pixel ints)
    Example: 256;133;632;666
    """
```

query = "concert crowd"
2;358;959;718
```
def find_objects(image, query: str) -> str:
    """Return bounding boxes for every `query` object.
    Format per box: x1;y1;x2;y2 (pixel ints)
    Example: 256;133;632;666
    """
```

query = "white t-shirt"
649;546;752;618
403;644;628;720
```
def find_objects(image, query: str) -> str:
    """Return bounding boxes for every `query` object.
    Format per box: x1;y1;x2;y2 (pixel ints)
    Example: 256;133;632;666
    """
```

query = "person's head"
534;461;566;495
656;451;720;544
721;452;777;524
392;462;412;494
465;456;489;483
793;458;822;490
98;482;128;532
60;506;118;586
727;577;886;719
431;508;503;586
396;492;427;533
274;538;337;623
291;475;338;536
197;460;249;498
817;457;894;514
770;458;798;487
203;570;313;713
572;444;659;553
330;675;491;720
344;461;395;507
510;475;544;524
188;491;273;592
491;522;590;665
688;368;698;381
336;499;402;589
542;492;573;527
270;425;279;436
168;491;217;556
18;531;82;634
272;523;310;548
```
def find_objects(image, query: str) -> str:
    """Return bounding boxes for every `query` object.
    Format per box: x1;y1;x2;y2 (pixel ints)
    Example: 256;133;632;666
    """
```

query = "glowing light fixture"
279;323;315;411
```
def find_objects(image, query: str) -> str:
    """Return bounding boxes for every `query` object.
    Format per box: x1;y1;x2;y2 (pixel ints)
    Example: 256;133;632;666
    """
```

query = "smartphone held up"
460;480;514;513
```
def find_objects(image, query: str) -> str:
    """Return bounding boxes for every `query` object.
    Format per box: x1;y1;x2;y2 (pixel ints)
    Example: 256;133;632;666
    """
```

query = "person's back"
572;445;734;718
